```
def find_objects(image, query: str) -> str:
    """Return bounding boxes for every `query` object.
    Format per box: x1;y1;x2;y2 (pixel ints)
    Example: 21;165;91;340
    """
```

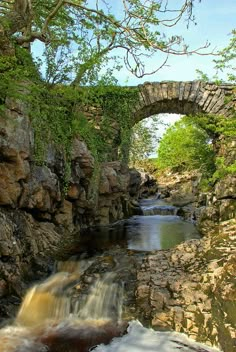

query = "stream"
79;198;200;252
0;198;220;352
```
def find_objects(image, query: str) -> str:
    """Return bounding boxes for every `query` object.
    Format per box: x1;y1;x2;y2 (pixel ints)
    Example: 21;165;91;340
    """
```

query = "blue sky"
135;0;236;154
115;0;236;85
31;1;235;155
32;1;235;86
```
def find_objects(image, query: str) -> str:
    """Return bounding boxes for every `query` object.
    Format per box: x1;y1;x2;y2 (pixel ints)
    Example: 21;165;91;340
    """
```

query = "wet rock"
39;321;128;352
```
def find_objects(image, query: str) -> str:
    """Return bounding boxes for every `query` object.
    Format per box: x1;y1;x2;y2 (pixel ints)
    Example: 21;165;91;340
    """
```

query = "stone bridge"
134;81;235;122
82;80;235;160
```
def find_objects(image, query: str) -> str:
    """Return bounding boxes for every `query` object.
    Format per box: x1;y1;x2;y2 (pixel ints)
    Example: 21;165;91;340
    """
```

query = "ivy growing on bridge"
0;48;139;193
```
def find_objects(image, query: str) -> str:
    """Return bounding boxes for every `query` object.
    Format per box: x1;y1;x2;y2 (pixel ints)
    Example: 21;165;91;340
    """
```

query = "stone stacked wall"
80;81;235;161
136;81;235;119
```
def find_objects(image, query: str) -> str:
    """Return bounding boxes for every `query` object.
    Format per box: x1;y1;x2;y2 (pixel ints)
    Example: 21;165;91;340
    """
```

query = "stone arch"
134;81;235;123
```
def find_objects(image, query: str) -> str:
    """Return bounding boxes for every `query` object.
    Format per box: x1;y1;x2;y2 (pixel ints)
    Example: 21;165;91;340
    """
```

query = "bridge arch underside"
134;81;234;123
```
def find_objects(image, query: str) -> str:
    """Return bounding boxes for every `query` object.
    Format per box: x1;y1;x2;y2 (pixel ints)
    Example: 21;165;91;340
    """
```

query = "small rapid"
0;258;125;352
140;198;178;216
0;255;220;352
79;197;201;252
0;197;220;352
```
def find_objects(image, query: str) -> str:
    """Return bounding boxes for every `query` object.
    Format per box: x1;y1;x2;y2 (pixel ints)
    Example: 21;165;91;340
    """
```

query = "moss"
1;53;139;196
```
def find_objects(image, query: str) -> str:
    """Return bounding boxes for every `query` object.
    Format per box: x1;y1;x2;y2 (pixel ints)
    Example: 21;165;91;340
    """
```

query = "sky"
32;0;236;86
31;0;235;153
114;0;236;85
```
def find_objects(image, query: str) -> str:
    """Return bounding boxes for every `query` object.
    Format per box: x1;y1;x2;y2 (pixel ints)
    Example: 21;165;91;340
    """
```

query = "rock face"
136;137;236;352
156;170;201;222
0;100;143;320
136;221;236;351
97;161;130;225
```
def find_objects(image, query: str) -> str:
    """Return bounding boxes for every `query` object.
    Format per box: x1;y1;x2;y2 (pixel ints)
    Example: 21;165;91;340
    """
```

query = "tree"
156;118;215;174
196;29;236;84
213;29;236;83
0;0;210;84
129;116;162;167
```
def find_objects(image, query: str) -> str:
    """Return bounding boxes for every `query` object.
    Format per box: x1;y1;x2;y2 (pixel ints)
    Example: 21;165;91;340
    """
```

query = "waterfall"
76;272;123;323
16;260;123;327
0;257;125;352
16;272;74;326
139;198;178;216
141;205;177;216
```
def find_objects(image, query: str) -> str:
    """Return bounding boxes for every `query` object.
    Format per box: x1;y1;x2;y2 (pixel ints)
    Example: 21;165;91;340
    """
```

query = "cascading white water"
141;205;178;216
76;272;123;322
16;259;123;327
0;257;125;352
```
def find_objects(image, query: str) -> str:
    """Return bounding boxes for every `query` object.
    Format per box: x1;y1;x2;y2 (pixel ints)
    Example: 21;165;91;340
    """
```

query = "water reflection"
125;215;200;251
79;200;200;253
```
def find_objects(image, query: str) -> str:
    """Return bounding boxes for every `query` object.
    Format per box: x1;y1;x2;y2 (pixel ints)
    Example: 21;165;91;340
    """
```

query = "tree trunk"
0;0;32;56
0;28;15;56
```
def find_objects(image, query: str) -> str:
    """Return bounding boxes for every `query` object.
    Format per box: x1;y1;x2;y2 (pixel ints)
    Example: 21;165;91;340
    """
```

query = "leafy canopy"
0;0;210;84
129;116;163;167
156;117;215;174
197;29;236;83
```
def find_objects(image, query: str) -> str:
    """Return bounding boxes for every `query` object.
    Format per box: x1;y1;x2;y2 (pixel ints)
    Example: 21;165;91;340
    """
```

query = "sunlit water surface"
79;198;200;252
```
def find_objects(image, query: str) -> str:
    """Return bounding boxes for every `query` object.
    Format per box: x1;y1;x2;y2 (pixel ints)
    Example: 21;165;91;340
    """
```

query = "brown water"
0;198;203;351
0;259;125;352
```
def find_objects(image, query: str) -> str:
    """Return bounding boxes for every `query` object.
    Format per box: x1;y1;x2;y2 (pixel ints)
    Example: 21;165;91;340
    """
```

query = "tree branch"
15;31;49;44
42;0;64;35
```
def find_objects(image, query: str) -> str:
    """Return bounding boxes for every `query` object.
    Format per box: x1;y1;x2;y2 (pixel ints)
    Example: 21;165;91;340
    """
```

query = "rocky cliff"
0;97;143;320
136;138;236;351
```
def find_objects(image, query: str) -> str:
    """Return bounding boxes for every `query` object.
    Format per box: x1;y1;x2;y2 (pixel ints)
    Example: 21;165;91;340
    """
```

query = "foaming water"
0;258;125;352
77;272;123;322
94;320;221;352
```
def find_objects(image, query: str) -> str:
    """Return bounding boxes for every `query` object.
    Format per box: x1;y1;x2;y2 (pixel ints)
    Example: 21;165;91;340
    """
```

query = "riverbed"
0;197;221;352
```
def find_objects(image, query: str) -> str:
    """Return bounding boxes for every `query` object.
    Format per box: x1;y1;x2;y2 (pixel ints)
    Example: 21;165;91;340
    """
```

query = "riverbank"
136;217;236;351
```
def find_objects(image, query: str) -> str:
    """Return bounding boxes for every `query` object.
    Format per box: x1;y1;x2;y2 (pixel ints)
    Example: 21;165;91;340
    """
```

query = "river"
0;198;221;352
79;198;200;252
